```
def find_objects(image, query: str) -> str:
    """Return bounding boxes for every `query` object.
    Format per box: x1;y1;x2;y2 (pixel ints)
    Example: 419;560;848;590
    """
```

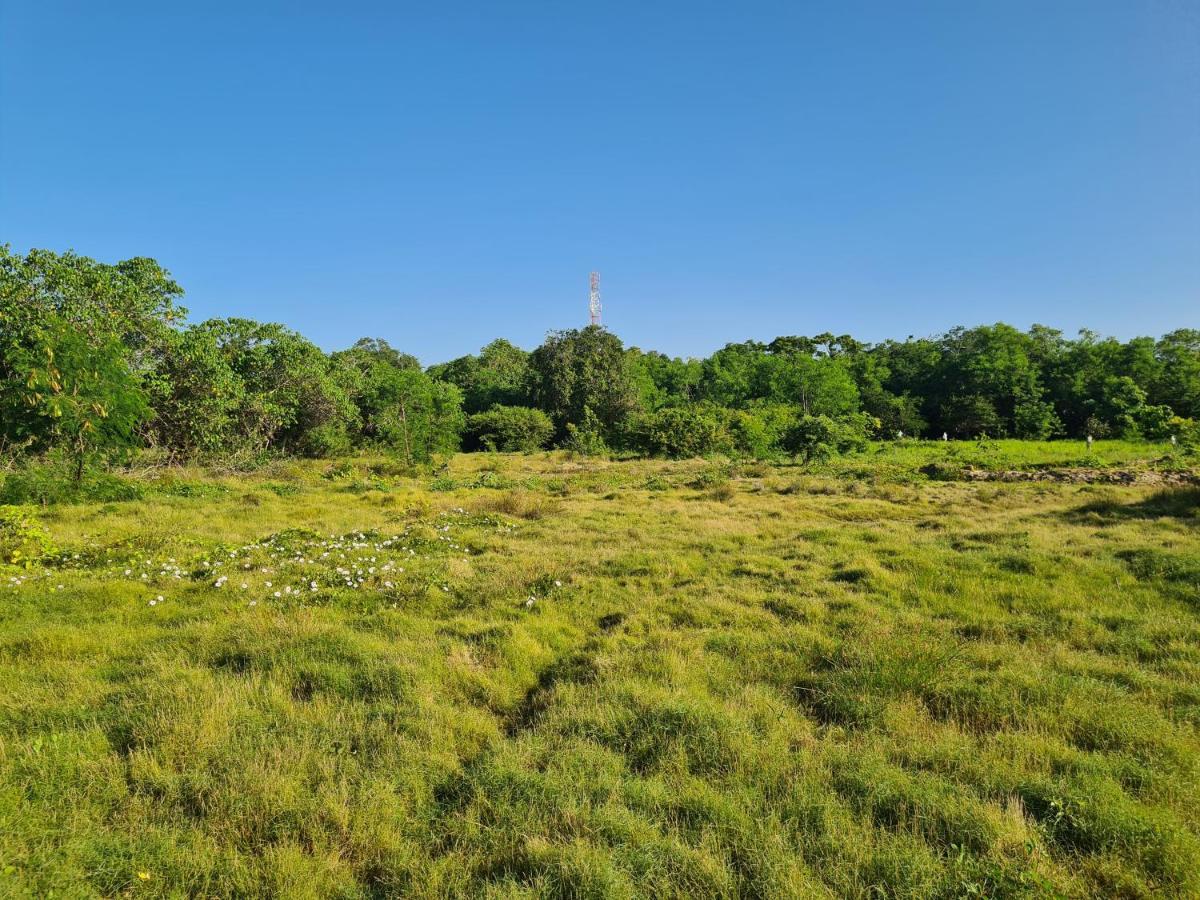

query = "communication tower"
588;272;602;326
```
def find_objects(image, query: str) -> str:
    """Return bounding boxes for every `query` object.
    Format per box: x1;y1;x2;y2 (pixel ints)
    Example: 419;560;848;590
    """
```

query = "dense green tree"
192;319;356;455
428;339;531;413
0;247;179;475
1154;330;1200;420
528;327;640;437
374;370;464;464
334;338;463;460
146;327;245;456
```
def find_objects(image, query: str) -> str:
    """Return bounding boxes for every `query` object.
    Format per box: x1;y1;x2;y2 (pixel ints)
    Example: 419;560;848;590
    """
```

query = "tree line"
2;247;1198;481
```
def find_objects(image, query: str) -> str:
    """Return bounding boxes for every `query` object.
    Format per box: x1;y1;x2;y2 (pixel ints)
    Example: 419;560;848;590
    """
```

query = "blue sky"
2;1;1197;363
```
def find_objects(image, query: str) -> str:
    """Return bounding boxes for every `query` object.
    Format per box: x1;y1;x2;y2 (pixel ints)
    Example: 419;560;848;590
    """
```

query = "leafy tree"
941;395;1004;438
8;320;148;481
529;327;640;437
429;339;531;413
335;338;463;461
146;327;245;456
1012;395;1061;439
628;349;703;409
697;342;769;407
1154;330;1200;420
375;371;464;463
727;404;797;459
192;319;356;455
561;406;608;456
764;354;860;417
0;247;178;476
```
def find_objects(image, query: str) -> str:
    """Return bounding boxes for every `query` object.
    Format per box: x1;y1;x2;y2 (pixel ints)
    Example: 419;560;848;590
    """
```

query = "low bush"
0;505;56;567
781;413;873;462
0;455;143;504
628;405;732;458
466;406;555;452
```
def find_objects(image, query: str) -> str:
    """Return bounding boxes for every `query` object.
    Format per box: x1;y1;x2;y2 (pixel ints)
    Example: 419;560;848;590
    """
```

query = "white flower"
554;580;562;587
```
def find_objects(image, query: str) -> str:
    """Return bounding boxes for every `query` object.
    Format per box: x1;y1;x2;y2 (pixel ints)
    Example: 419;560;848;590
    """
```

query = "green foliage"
336;339;465;463
726;404;798;459
5;245;1200;488
0;454;144;504
375;371;465;464
466;405;554;452
529;326;640;438
190;319;356;457
627;404;731;458
0;505;55;568
428;339;532;413
942;394;1005;438
0;247;173;477
561;407;609;456
782;413;873;462
146;326;246;455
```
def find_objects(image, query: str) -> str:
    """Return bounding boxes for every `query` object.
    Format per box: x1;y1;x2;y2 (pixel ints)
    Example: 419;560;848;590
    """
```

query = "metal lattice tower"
588;271;602;327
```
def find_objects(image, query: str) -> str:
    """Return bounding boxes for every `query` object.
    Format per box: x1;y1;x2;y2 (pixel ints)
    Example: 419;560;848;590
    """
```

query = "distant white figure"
897;430;903;440
942;432;948;442
1171;434;1177;447
1086;434;1094;451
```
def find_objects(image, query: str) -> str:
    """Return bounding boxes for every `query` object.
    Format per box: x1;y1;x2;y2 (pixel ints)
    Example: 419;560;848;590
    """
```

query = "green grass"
1;446;1198;897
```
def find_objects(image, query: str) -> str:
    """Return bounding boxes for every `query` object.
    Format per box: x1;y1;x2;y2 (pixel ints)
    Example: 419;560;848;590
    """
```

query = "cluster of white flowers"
5;510;518;612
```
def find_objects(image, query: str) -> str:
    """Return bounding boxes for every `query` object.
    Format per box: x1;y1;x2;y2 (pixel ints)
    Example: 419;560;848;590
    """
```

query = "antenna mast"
588;271;602;327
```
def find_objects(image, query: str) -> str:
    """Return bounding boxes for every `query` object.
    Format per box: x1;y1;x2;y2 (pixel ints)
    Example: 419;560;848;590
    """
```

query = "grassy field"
1;442;1198;898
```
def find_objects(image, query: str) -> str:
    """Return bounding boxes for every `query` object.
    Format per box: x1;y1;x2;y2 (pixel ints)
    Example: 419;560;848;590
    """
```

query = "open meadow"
1;442;1198;898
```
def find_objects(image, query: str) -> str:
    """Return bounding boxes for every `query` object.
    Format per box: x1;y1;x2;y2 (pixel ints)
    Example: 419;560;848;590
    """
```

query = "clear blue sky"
2;1;1197;363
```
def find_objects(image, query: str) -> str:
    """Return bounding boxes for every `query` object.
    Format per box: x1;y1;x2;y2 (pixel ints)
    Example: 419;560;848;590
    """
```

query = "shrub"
726;404;796;459
781;414;872;462
627;405;731;458
1166;416;1198;454
0;454;143;504
561;407;608;457
466;406;554;452
430;475;458;492
0;505;55;567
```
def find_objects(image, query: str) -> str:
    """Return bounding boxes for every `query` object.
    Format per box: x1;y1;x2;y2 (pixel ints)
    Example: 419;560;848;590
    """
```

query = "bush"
466;406;554;452
726;404;797;459
0;505;56;567
627;405;731;458
1139;407;1180;441
1175;417;1200;454
781;414;872;462
0;455;143;504
561;407;608;457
